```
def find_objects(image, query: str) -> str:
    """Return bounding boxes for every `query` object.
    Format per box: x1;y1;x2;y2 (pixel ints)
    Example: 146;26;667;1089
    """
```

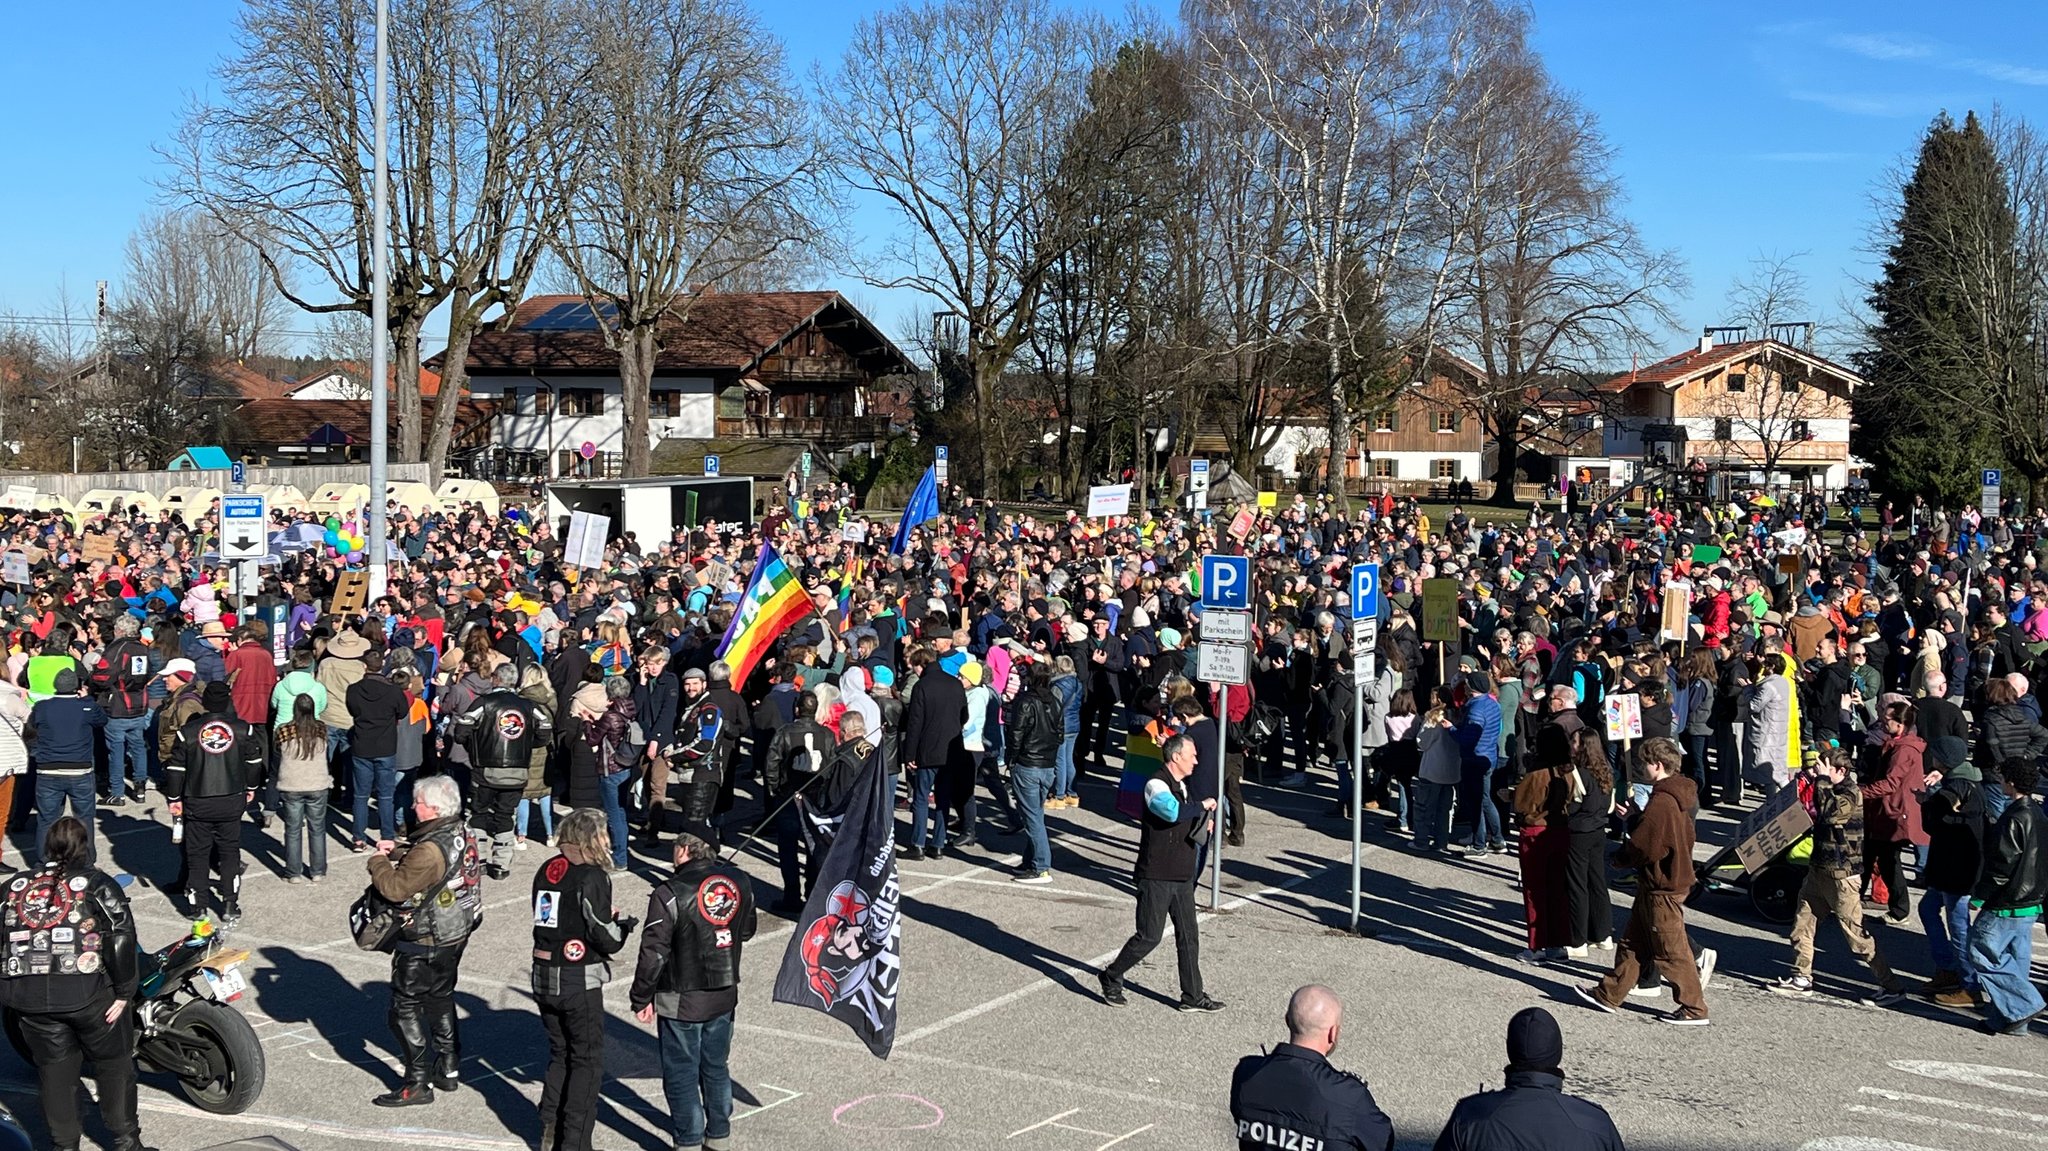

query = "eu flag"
890;464;940;555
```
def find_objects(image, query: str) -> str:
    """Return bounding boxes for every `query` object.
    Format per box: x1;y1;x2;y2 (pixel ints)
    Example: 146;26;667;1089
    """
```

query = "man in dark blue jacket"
1230;985;1392;1150
1432;1007;1624;1150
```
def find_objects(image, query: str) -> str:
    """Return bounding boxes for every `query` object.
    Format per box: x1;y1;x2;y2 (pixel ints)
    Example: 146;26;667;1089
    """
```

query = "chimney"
1699;332;1714;355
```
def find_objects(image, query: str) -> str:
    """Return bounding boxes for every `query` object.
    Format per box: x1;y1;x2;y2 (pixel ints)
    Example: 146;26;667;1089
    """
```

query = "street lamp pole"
366;0;392;600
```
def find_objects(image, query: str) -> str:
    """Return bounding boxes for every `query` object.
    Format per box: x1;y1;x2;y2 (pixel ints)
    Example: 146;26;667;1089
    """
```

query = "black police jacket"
0;863;139;1014
629;858;757;1010
1431;1070;1623;1151
168;711;267;801
1229;1042;1393;1151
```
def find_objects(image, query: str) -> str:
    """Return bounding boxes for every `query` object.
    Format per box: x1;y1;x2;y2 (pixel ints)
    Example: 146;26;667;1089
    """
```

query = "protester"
631;827;757;1151
1099;733;1223;1013
1769;746;1907;1006
532;809;637;1151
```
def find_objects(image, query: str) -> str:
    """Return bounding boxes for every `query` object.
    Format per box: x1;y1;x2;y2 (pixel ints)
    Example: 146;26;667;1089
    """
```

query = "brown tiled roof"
234;397;496;445
214;362;296;401
446;292;844;375
297;361;449;398
1599;340;1768;392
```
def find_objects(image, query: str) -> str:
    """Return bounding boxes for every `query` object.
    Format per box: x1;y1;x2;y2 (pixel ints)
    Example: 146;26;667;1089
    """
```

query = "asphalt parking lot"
3;768;2045;1151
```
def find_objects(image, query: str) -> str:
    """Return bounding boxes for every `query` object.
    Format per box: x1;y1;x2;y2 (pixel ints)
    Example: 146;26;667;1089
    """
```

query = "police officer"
1230;985;1393;1151
630;823;757;1151
1432;1008;1623;1150
531;809;635;1151
367;774;484;1107
455;663;549;879
0;816;150;1151
168;681;266;925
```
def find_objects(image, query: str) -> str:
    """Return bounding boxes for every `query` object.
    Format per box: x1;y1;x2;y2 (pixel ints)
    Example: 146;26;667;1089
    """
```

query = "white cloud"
1827;32;1934;61
1956;58;2048;86
1787;90;1932;118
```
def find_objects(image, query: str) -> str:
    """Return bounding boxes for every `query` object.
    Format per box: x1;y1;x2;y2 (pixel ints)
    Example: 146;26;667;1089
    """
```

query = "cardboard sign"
1660;582;1692;642
1691;543;1723;565
840;520;865;543
1604;692;1643;742
0;550;26;585
1732;785;1815;873
81;534;117;563
1420;578;1461;643
1256;491;1277;509
1777;553;1803;577
329;571;369;616
1227;508;1254;540
1086;484;1132;518
696;559;736;595
0;485;36;511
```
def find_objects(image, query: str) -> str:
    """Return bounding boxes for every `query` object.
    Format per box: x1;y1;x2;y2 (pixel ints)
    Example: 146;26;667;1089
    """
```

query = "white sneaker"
1593;937;1614;950
1696;947;1718;990
1565;945;1590;959
1627;982;1664;999
514;838;529;852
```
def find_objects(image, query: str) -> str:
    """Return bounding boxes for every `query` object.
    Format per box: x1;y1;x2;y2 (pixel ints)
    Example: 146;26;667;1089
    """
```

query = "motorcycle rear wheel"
141;1000;266;1114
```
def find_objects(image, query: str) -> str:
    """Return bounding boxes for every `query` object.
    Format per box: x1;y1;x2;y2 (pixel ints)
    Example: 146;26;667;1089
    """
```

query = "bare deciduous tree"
823;0;1114;498
550;0;826;478
172;0;569;471
1186;0;1499;508
1433;45;1681;500
124;209;292;360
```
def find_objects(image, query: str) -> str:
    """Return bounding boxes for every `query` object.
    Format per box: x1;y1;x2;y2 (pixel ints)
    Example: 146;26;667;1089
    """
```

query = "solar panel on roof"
523;301;618;331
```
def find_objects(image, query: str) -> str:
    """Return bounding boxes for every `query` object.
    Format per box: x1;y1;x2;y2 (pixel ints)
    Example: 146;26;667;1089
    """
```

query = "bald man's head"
1284;985;1343;1054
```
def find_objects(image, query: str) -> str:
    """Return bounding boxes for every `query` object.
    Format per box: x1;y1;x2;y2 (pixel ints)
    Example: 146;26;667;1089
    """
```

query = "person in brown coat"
1862;700;1927;921
1573;737;1710;1025
1514;714;1579;964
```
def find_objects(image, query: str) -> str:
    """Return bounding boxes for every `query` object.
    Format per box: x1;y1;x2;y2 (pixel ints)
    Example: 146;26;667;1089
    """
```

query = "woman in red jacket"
1863;700;1928;922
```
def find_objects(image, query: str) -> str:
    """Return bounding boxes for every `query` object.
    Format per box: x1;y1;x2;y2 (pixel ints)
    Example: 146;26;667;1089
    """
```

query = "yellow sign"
1257;491;1277;509
1421;578;1461;643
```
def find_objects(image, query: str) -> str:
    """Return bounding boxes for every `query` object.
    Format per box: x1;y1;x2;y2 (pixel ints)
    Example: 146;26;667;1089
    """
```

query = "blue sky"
2;1;2045;358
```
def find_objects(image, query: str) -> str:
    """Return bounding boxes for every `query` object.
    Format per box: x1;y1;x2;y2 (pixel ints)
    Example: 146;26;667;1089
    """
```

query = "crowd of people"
0;475;2042;1149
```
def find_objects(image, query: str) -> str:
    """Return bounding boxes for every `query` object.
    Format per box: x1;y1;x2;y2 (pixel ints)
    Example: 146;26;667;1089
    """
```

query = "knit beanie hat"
202;681;234;713
1505;1007;1564;1076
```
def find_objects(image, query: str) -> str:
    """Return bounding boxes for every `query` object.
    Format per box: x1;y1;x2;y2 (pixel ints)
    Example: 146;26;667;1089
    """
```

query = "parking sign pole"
1211;680;1228;910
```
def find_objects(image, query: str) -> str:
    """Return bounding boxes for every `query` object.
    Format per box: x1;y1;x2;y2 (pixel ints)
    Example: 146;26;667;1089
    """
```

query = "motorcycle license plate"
205;966;248;1002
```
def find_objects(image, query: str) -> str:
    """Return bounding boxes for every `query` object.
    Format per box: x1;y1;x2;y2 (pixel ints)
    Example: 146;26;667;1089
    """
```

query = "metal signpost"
1188;457;1210;512
1348;562;1380;932
1982;468;2002;518
221;494;268;627
1198;553;1252;909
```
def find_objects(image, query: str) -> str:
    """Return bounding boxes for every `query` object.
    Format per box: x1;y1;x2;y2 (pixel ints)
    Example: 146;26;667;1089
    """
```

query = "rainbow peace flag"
715;542;813;687
1117;729;1163;819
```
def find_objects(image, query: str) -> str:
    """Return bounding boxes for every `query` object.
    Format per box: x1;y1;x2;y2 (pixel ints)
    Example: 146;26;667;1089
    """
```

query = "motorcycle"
5;918;267;1114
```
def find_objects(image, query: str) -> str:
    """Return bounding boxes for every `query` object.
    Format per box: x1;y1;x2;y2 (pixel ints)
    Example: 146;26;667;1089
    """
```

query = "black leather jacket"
1007;689;1060;770
629;858;757;1011
0;863;139;1014
764;719;835;799
168;711;267;801
1975;795;2048;913
455;689;549;788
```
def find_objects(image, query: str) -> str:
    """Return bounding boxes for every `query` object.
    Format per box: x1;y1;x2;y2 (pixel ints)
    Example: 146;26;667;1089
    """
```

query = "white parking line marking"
895;862;1348;1047
1859;1085;2048;1126
1844;1104;2048;1145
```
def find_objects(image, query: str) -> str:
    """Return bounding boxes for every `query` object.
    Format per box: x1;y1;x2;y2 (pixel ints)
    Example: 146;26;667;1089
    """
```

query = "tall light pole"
366;0;391;599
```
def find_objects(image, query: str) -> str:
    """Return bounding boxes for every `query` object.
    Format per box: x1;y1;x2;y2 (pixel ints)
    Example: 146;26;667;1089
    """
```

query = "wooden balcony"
714;413;892;442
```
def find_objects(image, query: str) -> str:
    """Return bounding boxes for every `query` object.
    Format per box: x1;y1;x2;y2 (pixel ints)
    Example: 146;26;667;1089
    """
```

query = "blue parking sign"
1200;554;1251;611
1350;563;1381;620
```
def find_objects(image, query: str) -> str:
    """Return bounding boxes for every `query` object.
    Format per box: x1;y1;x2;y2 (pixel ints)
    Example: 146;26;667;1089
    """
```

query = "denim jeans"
658;1011;734;1149
1054;734;1077;800
278;790;328;879
910;766;945;849
1969;911;2045;1024
350;755;398;844
1412;781;1455;849
35;771;95;863
1921;888;1975;987
598;770;630;868
105;713;152;799
1011;765;1054;873
1474;760;1503;847
516;796;554;841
